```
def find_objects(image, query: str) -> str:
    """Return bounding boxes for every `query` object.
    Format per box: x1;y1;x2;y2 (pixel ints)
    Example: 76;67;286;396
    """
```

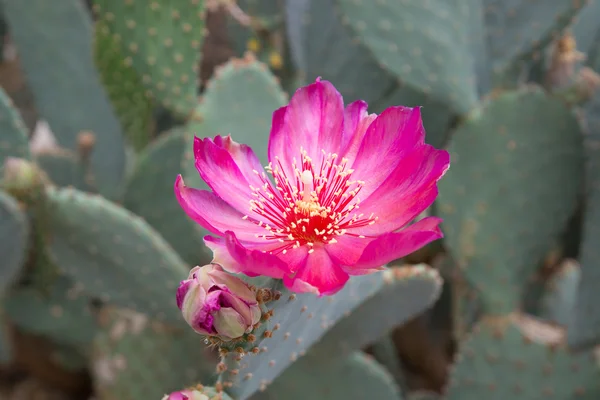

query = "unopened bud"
77;131;96;161
574;67;600;102
3;157;38;189
176;264;261;341
545;32;586;89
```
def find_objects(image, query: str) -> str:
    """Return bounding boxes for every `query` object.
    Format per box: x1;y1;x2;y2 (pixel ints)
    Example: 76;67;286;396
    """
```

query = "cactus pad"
483;0;587;78
2;0;126;198
446;314;600;399
337;0;478;114
93;20;155;152
219;272;386;399
92;307;217;400
539;259;580;327
123;128;210;266
437;86;584;314
0;87;30;178
569;103;600;349
0;189;29;294
285;0;393;103
91;0;206;117
45;187;189;323
255;351;402;400
312;265;442;358
3;275;97;349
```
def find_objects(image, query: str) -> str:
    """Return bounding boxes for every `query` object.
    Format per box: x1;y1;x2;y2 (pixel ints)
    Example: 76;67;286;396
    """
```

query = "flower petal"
267;78;345;178
220;291;254;326
349;217;444;271
351;106;426;200
283;248;349;296
212;306;247;340
204;232;290;279
174;175;266;242
193;136;266;216
207;267;257;304
341;100;377;163
349;145;450;236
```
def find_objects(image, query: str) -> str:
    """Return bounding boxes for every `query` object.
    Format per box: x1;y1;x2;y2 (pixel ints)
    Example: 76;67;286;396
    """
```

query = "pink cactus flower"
162;389;208;400
175;78;450;296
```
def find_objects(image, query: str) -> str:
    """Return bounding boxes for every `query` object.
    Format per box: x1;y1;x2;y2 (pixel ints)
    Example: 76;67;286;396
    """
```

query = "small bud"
3;157;37;186
177;264;261;341
77;131;96;161
162;389;208;400
545;32;586;89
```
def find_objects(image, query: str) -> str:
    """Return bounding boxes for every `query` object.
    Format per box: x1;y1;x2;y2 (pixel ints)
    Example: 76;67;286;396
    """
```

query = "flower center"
244;148;378;255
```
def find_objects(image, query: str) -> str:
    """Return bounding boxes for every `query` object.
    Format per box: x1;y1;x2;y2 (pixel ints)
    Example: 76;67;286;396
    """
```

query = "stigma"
244;148;378;254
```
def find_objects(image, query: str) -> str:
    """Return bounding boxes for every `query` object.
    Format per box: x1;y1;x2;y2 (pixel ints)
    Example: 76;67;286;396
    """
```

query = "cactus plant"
0;0;599;399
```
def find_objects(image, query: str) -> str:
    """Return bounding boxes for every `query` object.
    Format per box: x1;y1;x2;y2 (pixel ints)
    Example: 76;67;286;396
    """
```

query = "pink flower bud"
162;389;208;400
176;264;261;340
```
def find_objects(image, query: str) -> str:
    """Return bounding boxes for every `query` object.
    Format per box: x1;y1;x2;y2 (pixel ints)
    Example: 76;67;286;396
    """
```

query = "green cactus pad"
446;314;600;399
437;86;584;315
122;128;210;266
285;0;390;103
2;0;126;199
539;260;580;327
92;307;217;400
311;265;442;358
91;0;206;117
0;190;29;295
34;151;94;192
93;20;155;152
569;101;600;349
218;273;387;399
370;336;407;390
3;275;97;349
254;351;402;400
284;0;453;148
182;55;287;188
483;0;586;80
337;0;478;114
44;187;189;323
0;87;30;178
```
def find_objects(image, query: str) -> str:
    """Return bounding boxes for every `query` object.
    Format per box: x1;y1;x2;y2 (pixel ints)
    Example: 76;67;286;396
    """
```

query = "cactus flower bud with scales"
175;78;450;295
177;264;261;341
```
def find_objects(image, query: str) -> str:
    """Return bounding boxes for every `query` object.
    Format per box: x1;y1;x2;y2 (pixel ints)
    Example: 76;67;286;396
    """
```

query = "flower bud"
177;264;261;340
3;157;38;188
162;389;208;400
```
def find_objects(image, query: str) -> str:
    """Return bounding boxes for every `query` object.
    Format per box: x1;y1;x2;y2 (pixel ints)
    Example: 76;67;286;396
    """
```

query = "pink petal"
349;145;450;236
325;234;368;266
341;100;377;163
283;248;349;296
349;217;444;271
174;175;266;242
351;106;426;200
325;235;385;276
204;232;290;279
267;78;345;178
193;136;267;216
